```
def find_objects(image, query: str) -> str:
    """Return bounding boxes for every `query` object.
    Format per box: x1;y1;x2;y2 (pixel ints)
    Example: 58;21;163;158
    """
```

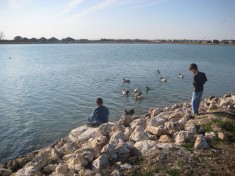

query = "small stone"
92;135;108;150
130;126;149;142
134;140;157;156
44;164;57;173
147;117;167;127
118;115;132;126
158;135;173;143
109;131;128;145
99;123;114;136
111;169;121;176
175;131;193;144
146;125;167;137
205;132;216;140
55;163;69;175
218;132;226;140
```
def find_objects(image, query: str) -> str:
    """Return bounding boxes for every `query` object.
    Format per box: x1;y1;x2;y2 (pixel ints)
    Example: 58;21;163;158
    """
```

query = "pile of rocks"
0;93;234;176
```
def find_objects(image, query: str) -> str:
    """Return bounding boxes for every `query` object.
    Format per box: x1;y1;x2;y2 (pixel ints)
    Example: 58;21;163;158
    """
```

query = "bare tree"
0;32;5;40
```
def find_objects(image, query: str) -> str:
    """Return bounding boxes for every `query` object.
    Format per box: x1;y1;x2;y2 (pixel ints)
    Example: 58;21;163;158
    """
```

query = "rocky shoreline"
0;93;235;176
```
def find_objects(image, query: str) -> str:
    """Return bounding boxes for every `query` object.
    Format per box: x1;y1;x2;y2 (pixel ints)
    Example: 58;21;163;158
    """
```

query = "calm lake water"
0;44;235;162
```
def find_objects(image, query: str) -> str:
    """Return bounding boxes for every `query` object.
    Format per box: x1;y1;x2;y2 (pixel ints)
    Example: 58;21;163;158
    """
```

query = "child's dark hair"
189;63;198;70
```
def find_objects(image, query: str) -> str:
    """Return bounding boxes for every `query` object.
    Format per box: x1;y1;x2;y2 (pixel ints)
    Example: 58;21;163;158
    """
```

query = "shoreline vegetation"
0;93;235;176
0;36;235;45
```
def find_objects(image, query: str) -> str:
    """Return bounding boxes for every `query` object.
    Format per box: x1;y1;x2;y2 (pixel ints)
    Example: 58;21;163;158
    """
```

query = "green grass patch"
181;143;194;151
166;169;180;176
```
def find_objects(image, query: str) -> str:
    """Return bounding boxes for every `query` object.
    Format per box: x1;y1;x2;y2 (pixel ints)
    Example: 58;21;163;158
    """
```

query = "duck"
160;77;167;82
122;89;130;95
125;109;135;115
145;86;151;91
123;78;130;83
156;70;160;74
179;73;184;78
135;91;144;99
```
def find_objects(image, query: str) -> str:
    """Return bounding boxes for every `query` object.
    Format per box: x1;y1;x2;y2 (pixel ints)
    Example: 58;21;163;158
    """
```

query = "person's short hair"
189;63;198;71
96;98;103;105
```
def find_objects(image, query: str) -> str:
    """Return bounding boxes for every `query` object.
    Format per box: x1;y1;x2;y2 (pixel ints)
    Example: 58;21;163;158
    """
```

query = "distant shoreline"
0;38;235;46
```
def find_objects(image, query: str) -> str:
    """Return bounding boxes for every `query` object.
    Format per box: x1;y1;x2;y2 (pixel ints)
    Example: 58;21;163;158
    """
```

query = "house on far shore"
30;38;38;42
62;37;75;43
48;37;60;43
14;36;23;41
39;37;48;43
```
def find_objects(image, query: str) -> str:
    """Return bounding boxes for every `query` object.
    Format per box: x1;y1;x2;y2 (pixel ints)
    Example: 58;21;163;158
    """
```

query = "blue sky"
0;0;234;40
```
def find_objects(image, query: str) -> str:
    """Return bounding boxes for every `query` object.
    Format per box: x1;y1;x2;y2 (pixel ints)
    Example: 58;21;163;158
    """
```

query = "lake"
0;44;235;162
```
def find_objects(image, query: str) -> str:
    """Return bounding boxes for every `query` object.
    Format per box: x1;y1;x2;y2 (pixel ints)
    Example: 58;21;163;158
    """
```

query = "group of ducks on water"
122;70;184;99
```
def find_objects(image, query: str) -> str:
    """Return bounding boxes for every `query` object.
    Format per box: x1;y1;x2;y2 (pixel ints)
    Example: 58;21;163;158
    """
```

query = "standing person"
88;98;109;126
189;63;207;115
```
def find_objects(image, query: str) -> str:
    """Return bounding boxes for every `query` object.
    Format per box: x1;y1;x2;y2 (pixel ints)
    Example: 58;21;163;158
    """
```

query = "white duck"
122;89;130;95
179;73;184;78
160;77;167;82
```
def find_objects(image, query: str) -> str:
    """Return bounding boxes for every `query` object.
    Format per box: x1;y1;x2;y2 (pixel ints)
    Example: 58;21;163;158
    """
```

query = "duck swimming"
156;70;160;74
145;86;151;91
179;73;184;78
134;88;139;93
122;89;130;95
135;91;144;99
160;77;167;82
123;78;130;83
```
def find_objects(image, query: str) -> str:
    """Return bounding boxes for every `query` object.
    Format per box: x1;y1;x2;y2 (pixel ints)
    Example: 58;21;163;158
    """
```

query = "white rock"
67;155;88;171
175;131;193;144
194;135;210;150
156;143;178;149
218;132;226;140
145;125;167;137
91;135;108;150
130;126;149;142
130;118;146;130
118;115;132;126
147;117;167;127
109;131;128;145
69;126;98;142
120;163;132;170
205;132;216;140
92;155;109;170
124;127;133;137
185;125;197;134
134;140;157;156
15;166;40;176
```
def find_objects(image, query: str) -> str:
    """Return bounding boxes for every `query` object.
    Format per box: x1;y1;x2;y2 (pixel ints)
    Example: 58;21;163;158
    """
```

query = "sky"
0;0;235;40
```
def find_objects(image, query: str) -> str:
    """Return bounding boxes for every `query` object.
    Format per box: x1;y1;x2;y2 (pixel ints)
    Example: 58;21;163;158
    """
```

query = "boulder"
55;163;69;175
109;131;128;145
185;125;197;134
98;123;114;136
101;144;117;161
43;164;57;173
124;127;133;137
15;166;40;176
175;131;194;144
69;126;98;142
130;118;146;130
130;126;149;142
147;117;167;127
115;143;130;158
0;168;12;176
91;135;108;150
30;148;52;170
158;135;173;143
146;125;167;137
194;135;210;150
151;108;162;118
134;140;157;156
118;115;132;126
92;155;109;170
66;155;88;171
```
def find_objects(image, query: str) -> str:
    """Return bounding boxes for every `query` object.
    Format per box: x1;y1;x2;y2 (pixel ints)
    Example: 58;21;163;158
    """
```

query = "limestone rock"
118;115;132;126
185;125;197;134
147;117;167;127
130;118;146;130
66;155;88;171
158;135;173;143
124;127;133;137
111;169;121;176
15;166;40;176
69;126;98;142
81;150;95;163
43;164;57;173
134;140;157;156
194;135;210;150
92;155;109;170
109;131;128;145
115;143;130;158
130;126;149;142
205;132;216;140
55;163;69;175
146;125;167;137
0;168;12;176
151;108;162;118
92;135;108;150
99;123;114;136
156;143;178;149
175;131;193;144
